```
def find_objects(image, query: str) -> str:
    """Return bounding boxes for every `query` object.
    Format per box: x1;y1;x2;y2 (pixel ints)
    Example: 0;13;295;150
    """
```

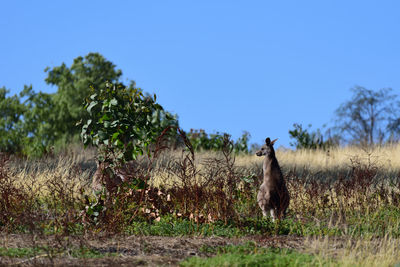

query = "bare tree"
334;86;399;146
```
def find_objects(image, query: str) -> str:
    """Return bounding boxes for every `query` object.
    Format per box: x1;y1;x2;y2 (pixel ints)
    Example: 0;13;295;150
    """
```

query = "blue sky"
1;1;400;148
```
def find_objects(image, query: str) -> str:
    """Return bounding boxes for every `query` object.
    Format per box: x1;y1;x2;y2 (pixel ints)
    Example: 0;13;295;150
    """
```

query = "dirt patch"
0;234;306;266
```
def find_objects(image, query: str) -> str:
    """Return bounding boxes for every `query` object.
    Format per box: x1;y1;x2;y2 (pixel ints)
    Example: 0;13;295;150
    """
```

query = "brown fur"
256;137;290;221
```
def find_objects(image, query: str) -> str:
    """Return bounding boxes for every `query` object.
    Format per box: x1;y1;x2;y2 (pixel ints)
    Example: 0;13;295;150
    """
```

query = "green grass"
344;207;400;237
8;207;400;239
123;215;348;238
126;216;245;237
0;246;116;259
181;242;333;267
0;247;42;258
31;206;394;238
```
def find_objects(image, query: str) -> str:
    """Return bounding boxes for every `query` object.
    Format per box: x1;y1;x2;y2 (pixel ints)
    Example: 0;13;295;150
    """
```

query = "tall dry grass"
237;143;400;171
8;143;400;192
2;143;400;232
306;235;400;267
7;145;95;197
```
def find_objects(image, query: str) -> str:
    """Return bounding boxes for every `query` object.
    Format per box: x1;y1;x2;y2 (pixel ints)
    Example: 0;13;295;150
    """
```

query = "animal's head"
256;137;278;157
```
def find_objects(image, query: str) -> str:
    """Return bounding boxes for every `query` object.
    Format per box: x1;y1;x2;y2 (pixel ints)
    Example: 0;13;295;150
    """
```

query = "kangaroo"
256;137;290;222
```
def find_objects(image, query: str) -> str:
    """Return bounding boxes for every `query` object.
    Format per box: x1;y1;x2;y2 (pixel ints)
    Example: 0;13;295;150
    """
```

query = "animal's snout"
256;151;262;156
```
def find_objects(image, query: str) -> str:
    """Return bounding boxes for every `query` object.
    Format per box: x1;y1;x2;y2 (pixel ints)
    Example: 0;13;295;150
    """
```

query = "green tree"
45;52;124;141
0;52;178;157
0;87;25;153
0;85;57;156
186;129;249;153
289;123;324;149
233;131;250;154
81;82;176;165
19;85;56;156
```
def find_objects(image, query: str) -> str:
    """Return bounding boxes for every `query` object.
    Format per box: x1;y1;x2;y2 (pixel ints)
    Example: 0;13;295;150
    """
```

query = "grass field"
1;144;400;266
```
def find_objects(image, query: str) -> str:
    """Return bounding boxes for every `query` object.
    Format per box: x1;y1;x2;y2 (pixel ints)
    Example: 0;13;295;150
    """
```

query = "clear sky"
1;1;400;148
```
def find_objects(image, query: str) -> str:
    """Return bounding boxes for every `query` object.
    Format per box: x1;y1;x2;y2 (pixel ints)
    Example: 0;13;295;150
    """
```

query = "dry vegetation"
1;143;400;265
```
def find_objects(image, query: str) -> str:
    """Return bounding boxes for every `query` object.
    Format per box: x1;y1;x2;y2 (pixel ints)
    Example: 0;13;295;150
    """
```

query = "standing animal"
256;137;290;222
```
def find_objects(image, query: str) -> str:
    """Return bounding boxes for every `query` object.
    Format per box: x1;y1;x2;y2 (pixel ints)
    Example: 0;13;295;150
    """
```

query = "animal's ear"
265;137;271;145
271;138;278;146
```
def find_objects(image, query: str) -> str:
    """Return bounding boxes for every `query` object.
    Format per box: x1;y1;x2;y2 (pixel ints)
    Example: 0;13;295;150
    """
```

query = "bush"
288;123;335;150
186;129;250;154
81;81;176;165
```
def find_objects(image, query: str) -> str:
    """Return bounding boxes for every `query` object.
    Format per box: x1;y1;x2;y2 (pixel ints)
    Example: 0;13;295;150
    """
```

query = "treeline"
289;86;400;149
2;52;400;157
1;53;128;156
0;53;250;157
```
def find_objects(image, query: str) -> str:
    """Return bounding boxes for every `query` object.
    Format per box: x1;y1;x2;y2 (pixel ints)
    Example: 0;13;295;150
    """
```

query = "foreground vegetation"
1;144;400;266
181;242;329;267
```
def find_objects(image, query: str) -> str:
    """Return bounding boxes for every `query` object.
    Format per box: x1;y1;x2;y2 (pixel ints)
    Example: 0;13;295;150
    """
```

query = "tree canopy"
0;87;25;153
45;53;125;141
2;54;400;156
0;53;177;156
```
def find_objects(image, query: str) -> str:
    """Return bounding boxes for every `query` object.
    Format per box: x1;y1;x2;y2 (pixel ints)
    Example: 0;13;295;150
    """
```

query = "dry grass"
150;144;400;190
7;146;95;197
306;235;400;267
6;144;400;215
237;144;400;171
9;143;400;191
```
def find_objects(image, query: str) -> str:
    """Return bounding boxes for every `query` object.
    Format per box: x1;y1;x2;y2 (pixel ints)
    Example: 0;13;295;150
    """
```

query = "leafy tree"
333;86;399;146
289;123;326;149
0;87;25;153
19;85;56;156
1;53;178;157
0;85;56;156
233;131;251;154
45;52;124;141
186;129;250;153
81;82;177;165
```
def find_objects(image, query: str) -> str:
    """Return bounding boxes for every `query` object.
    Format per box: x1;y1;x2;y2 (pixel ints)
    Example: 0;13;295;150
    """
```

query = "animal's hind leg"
258;198;268;218
270;209;276;222
261;209;268;217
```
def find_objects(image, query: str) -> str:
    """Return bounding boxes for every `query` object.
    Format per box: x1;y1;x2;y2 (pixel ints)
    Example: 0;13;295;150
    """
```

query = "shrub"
81;81;176;165
186;129;250;154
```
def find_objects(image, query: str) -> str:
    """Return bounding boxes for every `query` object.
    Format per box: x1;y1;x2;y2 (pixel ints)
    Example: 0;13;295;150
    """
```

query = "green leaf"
110;98;118;106
82;124;89;131
111;132;120;141
87;101;98;114
90;93;98;100
110;120;119;127
86;207;93;216
129;178;146;190
98;130;107;141
99;114;110;123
